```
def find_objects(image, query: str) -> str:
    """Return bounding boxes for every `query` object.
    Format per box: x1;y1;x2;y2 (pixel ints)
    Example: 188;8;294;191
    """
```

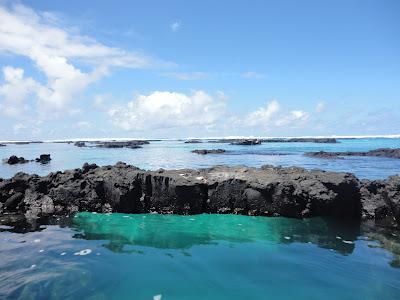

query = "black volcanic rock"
95;140;149;149
305;148;400;159
74;141;86;147
184;140;202;144
231;139;262;145
4;156;31;165
1;163;399;228
191;149;226;155
263;138;338;143
35;154;51;164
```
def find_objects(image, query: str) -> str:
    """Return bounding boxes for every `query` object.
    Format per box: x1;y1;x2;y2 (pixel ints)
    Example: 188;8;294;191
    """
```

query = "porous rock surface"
0;163;398;228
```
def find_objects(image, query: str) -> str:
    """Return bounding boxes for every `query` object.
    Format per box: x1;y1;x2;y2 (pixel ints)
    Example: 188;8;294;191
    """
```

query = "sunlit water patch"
0;213;399;299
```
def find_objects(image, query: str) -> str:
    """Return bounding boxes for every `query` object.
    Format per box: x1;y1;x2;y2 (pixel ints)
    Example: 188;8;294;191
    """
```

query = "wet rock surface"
305;148;400;159
0;163;398;228
191;149;226;154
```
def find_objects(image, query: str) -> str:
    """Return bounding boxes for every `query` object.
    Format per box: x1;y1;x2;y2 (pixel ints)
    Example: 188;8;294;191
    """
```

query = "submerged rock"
1;163;398;228
191;149;226;154
305;148;400;159
0;144;6;147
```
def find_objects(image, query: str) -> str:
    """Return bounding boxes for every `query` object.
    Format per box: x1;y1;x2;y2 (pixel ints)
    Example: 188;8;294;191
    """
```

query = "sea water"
1;138;400;179
1;138;400;299
0;213;399;299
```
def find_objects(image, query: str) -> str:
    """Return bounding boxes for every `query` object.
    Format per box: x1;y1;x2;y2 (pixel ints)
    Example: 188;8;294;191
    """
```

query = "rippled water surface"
1;138;400;179
0;213;399;300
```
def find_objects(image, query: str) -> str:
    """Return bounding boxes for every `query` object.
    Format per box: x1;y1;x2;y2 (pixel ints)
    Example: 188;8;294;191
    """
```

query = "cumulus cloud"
0;3;170;115
0;66;38;117
275;110;310;127
243;100;280;127
108;90;226;130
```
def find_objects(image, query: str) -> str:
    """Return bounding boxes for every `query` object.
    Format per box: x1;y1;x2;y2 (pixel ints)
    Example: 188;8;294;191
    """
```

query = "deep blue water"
1;138;400;179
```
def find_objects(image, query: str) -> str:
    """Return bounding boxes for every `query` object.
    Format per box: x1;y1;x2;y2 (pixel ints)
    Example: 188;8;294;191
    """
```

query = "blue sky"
0;0;399;140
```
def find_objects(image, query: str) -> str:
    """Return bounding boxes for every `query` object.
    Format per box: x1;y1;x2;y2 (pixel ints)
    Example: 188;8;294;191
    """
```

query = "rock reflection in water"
71;213;360;254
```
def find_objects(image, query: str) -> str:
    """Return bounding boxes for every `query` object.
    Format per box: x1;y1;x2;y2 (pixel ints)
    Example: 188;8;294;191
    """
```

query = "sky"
0;0;399;140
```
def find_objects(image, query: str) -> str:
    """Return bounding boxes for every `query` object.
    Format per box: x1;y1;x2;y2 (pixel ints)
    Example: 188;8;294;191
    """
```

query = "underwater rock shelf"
0;163;399;228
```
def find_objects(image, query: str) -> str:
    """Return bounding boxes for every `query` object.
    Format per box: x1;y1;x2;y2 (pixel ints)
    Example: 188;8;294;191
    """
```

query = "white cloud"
275;110;310;127
0;66;38;117
108;90;226;130
161;72;209;80
170;21;181;32
242;72;266;79
315;101;326;113
0;3;170;116
243;100;280;127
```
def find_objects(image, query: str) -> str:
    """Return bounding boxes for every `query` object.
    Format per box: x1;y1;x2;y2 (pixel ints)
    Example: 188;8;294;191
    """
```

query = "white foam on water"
39;249;44;253
343;240;354;244
60;252;66;256
189;218;195;221
153;295;162;300
74;249;92;256
30;264;36;269
284;236;291;240
336;236;342;239
33;239;40;243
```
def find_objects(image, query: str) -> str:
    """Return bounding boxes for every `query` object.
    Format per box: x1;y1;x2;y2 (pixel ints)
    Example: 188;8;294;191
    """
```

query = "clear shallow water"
0;213;399;300
1;138;400;179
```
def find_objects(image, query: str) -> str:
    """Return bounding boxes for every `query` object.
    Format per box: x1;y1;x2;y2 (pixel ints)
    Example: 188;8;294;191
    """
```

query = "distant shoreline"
1;134;400;144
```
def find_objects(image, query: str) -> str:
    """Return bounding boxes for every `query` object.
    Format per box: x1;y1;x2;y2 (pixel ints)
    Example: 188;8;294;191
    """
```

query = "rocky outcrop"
74;141;86;147
95;140;149;149
185;140;202;144
3;154;51;165
208;138;338;144
4;156;30;165
263;138;338;143
35;154;51;164
305;148;400;159
1;163;398;228
231;139;262;145
191;149;226;155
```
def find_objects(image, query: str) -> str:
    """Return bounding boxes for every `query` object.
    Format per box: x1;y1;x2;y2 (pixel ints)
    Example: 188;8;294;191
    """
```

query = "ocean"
1;137;400;299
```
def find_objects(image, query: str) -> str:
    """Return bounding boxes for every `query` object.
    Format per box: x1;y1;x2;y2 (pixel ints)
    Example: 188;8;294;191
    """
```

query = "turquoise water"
1;138;400;179
0;213;399;299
